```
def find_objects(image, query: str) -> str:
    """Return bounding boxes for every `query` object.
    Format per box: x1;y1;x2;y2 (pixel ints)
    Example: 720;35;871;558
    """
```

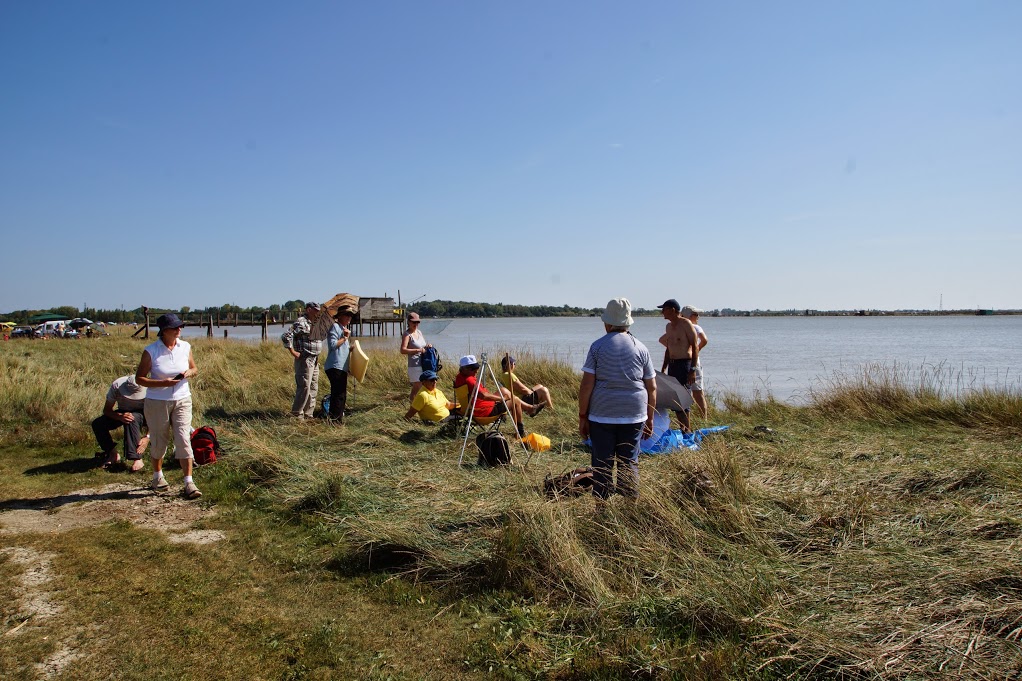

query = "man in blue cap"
404;370;455;422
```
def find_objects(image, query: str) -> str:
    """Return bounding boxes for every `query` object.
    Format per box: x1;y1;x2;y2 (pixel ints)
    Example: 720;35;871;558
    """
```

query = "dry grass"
2;337;1021;679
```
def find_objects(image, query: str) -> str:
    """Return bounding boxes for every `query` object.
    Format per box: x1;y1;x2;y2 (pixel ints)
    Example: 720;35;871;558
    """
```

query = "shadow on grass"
24;457;183;477
0;486;152;511
23;457;103;476
202;407;282;421
398;424;462;445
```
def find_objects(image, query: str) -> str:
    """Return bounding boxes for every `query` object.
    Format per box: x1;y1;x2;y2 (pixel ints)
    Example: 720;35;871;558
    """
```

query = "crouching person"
91;375;149;471
405;370;455;422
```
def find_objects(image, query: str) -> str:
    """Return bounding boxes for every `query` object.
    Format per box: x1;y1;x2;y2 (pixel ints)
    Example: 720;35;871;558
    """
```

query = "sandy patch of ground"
0;482;217;538
1;546;85;678
1;483;222;677
2;547;63;621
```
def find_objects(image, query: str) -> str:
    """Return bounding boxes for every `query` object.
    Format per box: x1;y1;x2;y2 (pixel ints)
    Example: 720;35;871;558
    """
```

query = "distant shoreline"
3;305;1020;325
679;309;1021;318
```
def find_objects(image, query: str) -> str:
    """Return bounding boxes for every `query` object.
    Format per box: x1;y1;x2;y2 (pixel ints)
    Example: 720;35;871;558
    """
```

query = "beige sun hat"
601;297;633;327
681;305;704;318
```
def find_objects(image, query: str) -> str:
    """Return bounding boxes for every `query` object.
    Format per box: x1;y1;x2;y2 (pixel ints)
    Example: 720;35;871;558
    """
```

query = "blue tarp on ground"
641;425;730;454
583;410;730;454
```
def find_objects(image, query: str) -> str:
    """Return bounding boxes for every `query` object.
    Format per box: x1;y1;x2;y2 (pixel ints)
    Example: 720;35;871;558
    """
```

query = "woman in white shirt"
134;313;201;499
399;312;431;401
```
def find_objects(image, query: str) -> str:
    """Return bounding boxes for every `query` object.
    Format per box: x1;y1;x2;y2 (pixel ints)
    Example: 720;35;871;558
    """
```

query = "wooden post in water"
207;314;213;337
261;311;268;341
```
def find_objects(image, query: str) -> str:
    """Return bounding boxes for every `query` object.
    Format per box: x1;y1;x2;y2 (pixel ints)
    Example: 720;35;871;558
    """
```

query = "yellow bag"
523;432;551;452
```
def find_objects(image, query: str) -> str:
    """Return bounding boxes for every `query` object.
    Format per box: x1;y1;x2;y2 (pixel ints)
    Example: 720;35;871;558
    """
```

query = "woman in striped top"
578;297;657;501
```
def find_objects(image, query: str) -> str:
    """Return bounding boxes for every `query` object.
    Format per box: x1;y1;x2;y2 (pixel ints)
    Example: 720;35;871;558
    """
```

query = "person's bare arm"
685;321;699;370
102;398;131;422
578;371;595;440
399;333;423;356
642;376;657;437
404;406;418;420
478;386;504;401
184;349;197;379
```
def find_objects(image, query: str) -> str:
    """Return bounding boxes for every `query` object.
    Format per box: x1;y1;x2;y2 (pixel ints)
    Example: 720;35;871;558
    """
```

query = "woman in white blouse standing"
134;313;202;499
399;312;431;402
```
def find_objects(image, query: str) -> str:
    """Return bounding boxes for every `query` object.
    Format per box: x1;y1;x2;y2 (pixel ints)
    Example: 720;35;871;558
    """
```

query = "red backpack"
190;426;221;466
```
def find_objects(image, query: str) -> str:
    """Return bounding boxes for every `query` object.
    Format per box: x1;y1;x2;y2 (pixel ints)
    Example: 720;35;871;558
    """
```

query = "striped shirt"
281;313;332;357
582;331;655;424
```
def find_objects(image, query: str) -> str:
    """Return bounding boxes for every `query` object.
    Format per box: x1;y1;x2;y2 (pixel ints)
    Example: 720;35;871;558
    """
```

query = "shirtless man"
657;298;699;432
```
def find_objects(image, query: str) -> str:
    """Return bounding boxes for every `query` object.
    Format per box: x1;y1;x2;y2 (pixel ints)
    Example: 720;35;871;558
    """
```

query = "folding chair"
454;353;530;466
452;381;506;435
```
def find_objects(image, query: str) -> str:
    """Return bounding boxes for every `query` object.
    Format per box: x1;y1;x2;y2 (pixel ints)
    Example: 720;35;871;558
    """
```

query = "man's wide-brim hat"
601;297;633;327
334;307;355;319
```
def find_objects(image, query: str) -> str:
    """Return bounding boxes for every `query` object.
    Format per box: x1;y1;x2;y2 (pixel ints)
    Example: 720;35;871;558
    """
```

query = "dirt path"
1;482;221;678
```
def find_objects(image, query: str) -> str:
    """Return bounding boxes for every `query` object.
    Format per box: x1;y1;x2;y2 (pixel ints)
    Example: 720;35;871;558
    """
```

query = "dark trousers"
325;368;348;421
91;410;146;459
588;420;643;499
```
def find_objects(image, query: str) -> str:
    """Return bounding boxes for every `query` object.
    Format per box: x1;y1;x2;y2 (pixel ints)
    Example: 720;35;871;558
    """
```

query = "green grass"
2;336;1021;679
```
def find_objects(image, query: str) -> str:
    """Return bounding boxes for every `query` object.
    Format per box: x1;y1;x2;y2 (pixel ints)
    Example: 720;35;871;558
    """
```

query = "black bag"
476;432;512;467
543;467;595;499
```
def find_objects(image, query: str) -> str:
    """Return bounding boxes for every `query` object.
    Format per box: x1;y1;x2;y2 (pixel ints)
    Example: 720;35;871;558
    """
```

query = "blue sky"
2;1;1019;312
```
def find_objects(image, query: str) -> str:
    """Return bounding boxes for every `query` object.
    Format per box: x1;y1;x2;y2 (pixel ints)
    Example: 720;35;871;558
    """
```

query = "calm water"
182;315;1022;402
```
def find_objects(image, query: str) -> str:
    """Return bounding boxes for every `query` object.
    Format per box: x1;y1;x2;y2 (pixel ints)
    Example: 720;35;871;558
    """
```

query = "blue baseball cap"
156;313;185;330
419;370;439;382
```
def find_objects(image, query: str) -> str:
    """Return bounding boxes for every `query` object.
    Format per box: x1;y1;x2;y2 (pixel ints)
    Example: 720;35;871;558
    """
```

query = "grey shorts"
690;364;703;391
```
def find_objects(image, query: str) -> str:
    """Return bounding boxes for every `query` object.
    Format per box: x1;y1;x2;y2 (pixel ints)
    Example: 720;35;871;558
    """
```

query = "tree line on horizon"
3;301;1015;324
